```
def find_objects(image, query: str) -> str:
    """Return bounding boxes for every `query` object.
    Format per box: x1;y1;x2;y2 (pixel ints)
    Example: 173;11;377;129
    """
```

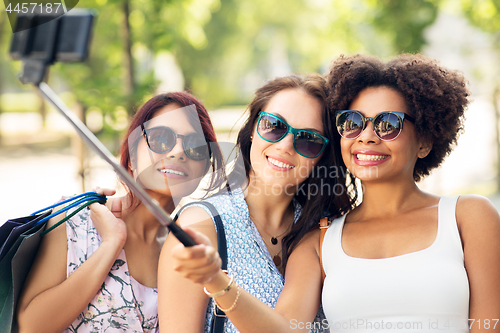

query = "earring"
250;135;253;141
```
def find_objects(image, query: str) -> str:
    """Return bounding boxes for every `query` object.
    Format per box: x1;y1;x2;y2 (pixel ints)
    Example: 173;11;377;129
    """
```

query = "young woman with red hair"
17;92;225;333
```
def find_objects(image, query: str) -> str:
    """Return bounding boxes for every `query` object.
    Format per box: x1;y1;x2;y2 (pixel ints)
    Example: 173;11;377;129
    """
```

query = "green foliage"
461;0;500;34
366;0;441;54
173;0;370;107
54;0;148;114
1;0;445;137
170;0;444;106
50;0;224;136
459;0;500;190
0;10;28;94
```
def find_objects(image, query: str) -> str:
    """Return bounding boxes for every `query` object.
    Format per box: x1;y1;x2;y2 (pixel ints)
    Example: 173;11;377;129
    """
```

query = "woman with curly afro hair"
320;53;500;332
165;54;500;333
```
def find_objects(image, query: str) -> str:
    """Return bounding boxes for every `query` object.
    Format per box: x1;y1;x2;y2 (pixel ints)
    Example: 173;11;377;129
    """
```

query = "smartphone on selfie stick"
9;9;197;247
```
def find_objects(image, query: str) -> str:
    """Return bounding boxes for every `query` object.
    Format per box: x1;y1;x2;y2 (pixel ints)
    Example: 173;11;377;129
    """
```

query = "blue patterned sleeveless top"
181;187;329;333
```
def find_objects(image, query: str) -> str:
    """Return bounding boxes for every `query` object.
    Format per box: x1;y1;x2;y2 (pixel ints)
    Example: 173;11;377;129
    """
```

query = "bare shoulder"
456;194;500;228
175;204;217;246
455;194;500;245
294;227;321;256
455;196;500;317
457;194;497;210
176;205;213;227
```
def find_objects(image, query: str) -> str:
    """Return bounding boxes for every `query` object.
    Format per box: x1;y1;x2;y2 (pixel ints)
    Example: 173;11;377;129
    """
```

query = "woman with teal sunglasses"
158;74;355;332
256;111;329;159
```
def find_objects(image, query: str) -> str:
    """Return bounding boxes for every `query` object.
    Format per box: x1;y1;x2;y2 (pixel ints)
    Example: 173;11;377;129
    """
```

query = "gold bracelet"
204;275;234;298
215;284;240;313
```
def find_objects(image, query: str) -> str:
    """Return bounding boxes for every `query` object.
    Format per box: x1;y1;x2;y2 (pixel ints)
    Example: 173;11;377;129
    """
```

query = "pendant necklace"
272;248;283;268
249;214;293;267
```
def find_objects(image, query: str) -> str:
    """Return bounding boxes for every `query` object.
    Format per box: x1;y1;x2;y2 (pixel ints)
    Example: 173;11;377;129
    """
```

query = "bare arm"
158;206;219;333
457;195;500;332
17;189;126;333
171;227;323;333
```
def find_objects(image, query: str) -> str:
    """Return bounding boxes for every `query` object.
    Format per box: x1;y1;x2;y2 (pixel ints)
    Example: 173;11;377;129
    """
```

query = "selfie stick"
36;82;197;246
11;10;196;246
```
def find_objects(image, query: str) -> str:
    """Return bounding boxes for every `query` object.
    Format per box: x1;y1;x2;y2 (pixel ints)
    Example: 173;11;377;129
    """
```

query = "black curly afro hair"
326;53;470;182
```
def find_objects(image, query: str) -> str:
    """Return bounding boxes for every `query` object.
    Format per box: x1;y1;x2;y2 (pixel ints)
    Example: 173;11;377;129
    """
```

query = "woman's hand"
89;187;127;248
171;228;222;284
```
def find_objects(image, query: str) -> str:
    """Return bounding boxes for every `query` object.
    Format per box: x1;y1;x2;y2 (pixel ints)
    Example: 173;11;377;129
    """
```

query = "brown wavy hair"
326;54;470;181
228;74;357;269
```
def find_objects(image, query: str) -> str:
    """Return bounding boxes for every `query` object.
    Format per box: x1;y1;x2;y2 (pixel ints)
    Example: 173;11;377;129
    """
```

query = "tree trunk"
122;0;135;116
72;102;88;192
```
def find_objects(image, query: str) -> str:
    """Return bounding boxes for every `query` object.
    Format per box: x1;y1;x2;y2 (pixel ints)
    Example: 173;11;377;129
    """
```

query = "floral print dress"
64;207;159;333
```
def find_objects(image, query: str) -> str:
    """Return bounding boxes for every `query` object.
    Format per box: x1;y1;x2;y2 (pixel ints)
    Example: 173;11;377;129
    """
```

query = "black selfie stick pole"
36;82;197;247
11;9;194;246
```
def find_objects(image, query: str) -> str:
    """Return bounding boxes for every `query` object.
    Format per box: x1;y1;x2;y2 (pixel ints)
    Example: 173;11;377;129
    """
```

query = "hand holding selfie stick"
10;9;196;247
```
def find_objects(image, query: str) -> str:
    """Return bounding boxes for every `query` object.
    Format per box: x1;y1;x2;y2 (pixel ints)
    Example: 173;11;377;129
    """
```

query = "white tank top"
322;196;469;332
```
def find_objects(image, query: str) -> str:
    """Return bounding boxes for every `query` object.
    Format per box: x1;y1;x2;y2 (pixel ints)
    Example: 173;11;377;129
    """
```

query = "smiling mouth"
267;157;295;169
355;154;388;161
158;168;188;177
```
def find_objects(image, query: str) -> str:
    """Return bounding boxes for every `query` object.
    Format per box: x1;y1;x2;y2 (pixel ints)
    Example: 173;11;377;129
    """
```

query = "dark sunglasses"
256;112;329;159
335;110;415;141
141;125;210;161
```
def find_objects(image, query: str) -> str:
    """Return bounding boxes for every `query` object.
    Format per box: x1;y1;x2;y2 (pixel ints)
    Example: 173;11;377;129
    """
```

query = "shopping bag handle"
31;191;105;215
41;198;104;235
31;192;107;231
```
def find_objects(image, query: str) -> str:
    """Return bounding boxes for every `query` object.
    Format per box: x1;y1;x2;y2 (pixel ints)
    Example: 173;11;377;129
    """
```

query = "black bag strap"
174;201;227;333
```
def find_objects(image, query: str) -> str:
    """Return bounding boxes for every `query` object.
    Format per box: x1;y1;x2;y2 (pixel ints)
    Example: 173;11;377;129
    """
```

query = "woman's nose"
357;120;380;143
166;137;186;160
274;133;295;154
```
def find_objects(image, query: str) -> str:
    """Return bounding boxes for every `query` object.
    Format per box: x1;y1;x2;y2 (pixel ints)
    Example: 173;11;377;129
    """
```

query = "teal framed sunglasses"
256;111;329;159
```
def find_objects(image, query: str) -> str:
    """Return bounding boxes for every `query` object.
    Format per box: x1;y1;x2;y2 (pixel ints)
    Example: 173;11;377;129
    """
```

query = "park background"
1;0;500;222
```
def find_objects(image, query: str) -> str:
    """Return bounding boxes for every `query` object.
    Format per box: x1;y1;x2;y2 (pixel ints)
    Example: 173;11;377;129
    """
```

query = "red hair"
119;92;225;206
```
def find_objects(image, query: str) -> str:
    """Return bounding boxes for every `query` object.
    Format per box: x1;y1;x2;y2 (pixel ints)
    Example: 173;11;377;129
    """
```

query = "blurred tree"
366;0;442;54
52;0;139;143
461;0;500;32
50;0;221;145
121;0;135;115
2;0;449;142
0;9;26;143
168;0;445;107
460;0;500;190
169;0;369;107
